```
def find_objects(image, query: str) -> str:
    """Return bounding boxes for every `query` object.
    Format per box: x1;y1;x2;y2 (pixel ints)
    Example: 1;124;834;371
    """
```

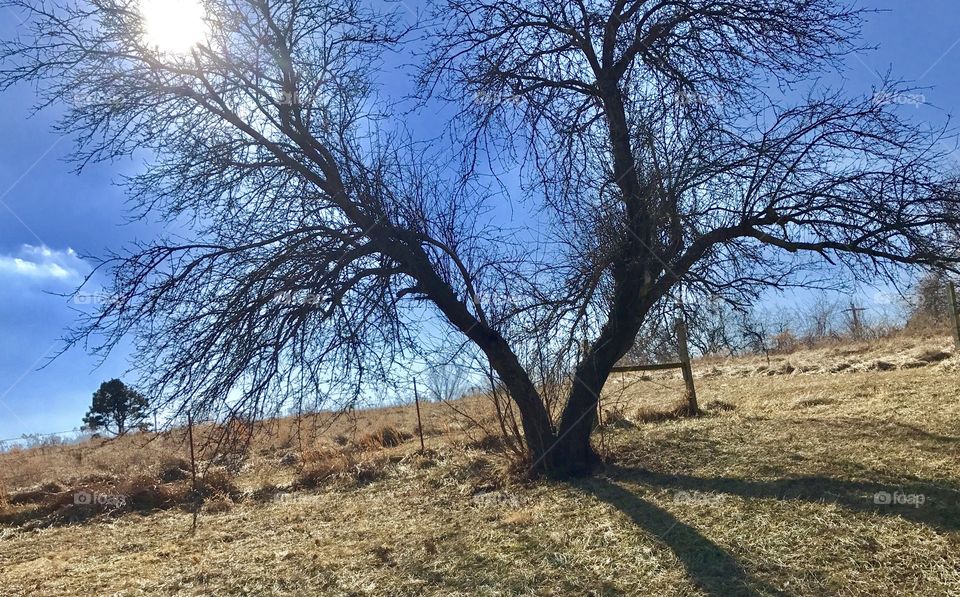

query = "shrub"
467;433;507;452
294;451;389;489
200;467;239;498
355;426;412;451
294;452;354;489
906;272;952;332
156;458;192;483
8;482;66;506
119;475;187;510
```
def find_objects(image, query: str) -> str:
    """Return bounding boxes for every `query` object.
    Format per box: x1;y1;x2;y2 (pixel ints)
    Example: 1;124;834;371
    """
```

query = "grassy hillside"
1;336;959;595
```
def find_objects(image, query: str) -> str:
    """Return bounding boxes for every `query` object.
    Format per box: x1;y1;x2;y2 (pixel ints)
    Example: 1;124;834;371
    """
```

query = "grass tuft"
356;425;413;450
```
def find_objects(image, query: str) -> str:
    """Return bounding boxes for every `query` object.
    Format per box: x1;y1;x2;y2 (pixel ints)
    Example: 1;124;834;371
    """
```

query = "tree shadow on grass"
770;415;960;446
580;464;960;595
609;466;960;533
582;477;787;596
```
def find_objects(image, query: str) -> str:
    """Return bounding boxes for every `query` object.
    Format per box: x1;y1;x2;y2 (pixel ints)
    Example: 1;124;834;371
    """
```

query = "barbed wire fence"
0;429;91;452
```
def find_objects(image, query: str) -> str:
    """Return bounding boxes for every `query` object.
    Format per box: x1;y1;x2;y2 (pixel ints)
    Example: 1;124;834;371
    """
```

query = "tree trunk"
547;366;607;477
480;336;558;471
548;283;658;478
537;417;601;478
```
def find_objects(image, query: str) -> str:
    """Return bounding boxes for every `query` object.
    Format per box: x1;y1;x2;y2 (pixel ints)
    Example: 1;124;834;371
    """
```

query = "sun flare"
139;0;208;54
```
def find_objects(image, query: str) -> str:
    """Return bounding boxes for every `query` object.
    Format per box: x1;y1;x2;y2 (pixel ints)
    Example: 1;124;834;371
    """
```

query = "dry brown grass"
294;451;377;490
683;337;960;398
354;425;413;451
0;392;499;510
201;494;234;515
0;335;958;595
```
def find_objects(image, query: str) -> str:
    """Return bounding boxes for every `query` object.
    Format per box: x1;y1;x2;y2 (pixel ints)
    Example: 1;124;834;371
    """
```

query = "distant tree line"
626;272;954;363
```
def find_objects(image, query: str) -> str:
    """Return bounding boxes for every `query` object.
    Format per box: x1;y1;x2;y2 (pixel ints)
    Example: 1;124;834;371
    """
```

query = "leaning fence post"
949;282;960;350
676;318;699;415
596;393;606;458
413;378;425;453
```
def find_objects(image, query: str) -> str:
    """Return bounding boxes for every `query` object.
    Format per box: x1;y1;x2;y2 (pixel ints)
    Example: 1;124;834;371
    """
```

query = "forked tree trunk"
510;337;634;478
483;354;593;477
541;286;655;478
529;431;600;478
484;278;655;479
488;344;603;478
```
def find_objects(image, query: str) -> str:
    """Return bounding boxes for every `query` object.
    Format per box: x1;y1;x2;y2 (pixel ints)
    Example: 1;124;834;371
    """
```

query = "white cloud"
0;245;87;283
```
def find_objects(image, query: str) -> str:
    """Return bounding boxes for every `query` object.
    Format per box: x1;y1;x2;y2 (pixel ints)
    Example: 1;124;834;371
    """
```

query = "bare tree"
419;0;960;472
908;271;953;330
802;298;842;344
424;358;471;403
2;0;959;477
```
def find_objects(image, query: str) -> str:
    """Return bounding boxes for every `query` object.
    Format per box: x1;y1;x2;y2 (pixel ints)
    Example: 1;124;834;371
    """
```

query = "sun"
139;0;209;55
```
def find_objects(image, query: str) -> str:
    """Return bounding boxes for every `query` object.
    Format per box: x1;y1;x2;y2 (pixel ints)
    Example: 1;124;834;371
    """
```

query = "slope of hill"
1;336;958;595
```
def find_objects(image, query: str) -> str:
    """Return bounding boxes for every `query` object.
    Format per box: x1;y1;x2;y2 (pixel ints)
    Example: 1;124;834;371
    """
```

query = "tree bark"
484;341;557;472
550;280;658;477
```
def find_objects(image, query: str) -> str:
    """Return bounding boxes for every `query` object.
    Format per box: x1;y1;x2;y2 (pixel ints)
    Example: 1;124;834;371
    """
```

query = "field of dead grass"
1;335;958;595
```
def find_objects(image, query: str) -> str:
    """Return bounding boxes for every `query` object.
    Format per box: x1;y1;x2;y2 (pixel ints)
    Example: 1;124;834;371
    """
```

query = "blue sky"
0;1;958;441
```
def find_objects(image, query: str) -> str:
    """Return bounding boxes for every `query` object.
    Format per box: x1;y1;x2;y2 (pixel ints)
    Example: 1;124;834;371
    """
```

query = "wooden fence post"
676;318;699;415
596;393;606;458
949;282;960;350
187;411;199;533
413;379;425;453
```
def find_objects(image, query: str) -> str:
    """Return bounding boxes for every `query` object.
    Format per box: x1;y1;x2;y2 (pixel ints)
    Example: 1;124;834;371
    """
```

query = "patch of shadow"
615;466;960;533
915;349;952;364
581;477;787;596
788;416;960;445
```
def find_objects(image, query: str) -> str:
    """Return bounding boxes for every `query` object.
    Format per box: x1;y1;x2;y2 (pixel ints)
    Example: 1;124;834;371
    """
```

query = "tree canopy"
82;379;149;436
